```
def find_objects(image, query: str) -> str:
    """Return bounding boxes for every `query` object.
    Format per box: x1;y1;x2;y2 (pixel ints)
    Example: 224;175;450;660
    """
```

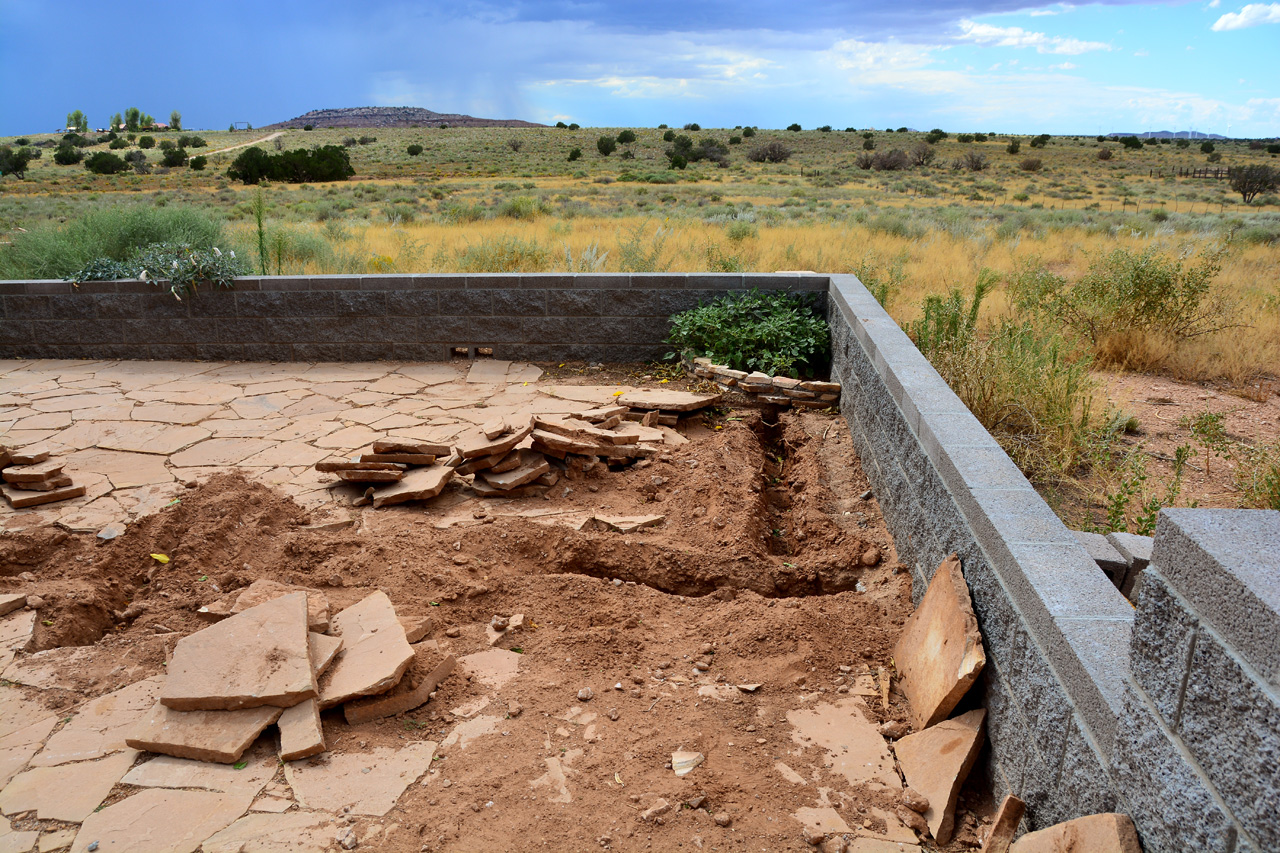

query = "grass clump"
455;236;550;272
667;289;829;377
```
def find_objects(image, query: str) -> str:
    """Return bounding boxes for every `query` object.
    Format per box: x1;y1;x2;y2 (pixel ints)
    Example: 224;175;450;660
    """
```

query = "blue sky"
2;0;1277;137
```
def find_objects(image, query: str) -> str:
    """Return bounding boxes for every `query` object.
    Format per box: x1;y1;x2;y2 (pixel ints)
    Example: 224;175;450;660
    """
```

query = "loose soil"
1;408;992;851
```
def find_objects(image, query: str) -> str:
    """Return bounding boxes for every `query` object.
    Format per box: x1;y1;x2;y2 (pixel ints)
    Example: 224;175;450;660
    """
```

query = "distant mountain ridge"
262;107;544;130
1107;130;1227;140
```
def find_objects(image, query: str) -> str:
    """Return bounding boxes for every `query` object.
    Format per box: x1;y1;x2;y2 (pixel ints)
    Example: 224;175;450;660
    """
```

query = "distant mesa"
1107;129;1227;140
262;107;544;130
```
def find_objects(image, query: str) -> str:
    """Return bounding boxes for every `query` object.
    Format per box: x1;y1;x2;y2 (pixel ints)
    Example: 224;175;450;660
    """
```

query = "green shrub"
662;129;676;142
725;220;757;241
498;195;545;220
1006;139;1021;154
160;146;188;167
158;139;176;151
0;146;36;178
1011;245;1234;348
742;126;756;138
84;152;130;174
1120;136;1142;150
139;136;155;149
786;123;801;132
1200;141;1215;154
729;135;742;145
597;136;617;156
189;155;208;171
53;144;83;165
616;129;637;144
818;125;832;133
109;138;129;150
227;145;354;184
925;129;947;144
1234;443;1280;509
567;147;582;161
666;289;830;377
407;144;424;156
303;124;314;131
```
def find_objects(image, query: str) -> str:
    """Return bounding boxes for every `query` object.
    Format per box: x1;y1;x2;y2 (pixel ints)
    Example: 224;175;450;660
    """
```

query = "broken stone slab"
792;806;853;840
317;591;415;709
201;811;336;853
980;794;1026;853
671;750;704;777
455;420;533;459
13;473;74;492
358;452;436;465
399;614;433;644
120;741;278;796
488;450;523;474
481;417;510;440
309;632;343;679
284;741;437;816
71;788;255;853
162;592;316;712
31;676;161;767
1;482;86;509
578;515;665;534
370;465;455;509
0;597;24;619
470;479;549;499
478;450;550;491
892;554;986;730
335;468;403;483
532;415;638;446
3;821;40;853
127;702;284;763
1007;813;1142;853
233;580;331;634
343;654;456;725
787;697;901;791
314;460;404;473
894;708;986;845
619;389;722;412
530;429;655;460
1106;531;1153;597
456;452;505;475
0;748;138;822
574;405;628;422
1;459;65;484
0;715;55;790
6;448;48;466
372;439;451;456
278;699;325;761
459;648;521;690
485;614;525;648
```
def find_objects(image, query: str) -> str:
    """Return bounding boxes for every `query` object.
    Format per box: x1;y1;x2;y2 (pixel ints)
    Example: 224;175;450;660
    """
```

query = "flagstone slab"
281;396;348;419
618;389;721;411
894;708;986;845
317;592;414;708
169;438;277;468
239;442;330;469
67;449;173;489
201;811;335;853
11;413;71;431
32;677;161;767
261;419;340;442
0;716;57;789
285;741;436;816
0;748;138;822
465;360;512;384
314;426;385;450
0;691;54;744
1008;813;1142;853
229;581;330;634
370;465;454;509
121;741;277;796
127;702;283;764
278;699;325;761
228;394;295;420
163;592;315;711
309;633;343;678
31;393;127;414
130;404;221;424
892;555;986;730
787;697;902;791
458;648;522;690
71;788;254;853
98;423;210;455
396;364;462;386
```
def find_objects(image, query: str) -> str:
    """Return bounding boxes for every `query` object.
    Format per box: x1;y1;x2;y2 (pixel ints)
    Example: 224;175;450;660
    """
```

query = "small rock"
801;826;827;846
792;675;806;687
901;787;930;814
614;682;624;691
859;489;872;500
97;523;125;541
338;828;358;849
878;720;910;739
490;615;509;631
26;595;46;609
18;572;35;582
686;794;707;809
693;661;710;672
445;627;462;638
838;665;852;673
441;780;452;788
818;839;847;853
507;700;523;718
861;548;881;567
87;844;99;853
713;812;732;827
640;799;671;822
897;805;929;835
578;687;594;702
699;643;714;655
607;708;619;721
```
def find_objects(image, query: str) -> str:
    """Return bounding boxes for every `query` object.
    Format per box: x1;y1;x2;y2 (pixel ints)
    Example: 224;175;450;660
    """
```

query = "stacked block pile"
0;445;86;508
686;358;841;409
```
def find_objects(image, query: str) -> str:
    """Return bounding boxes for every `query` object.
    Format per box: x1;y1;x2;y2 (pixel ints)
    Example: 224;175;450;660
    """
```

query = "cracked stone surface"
284;741;437;816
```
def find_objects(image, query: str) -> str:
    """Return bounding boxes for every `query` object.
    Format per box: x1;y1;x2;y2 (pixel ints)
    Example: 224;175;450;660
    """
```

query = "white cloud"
1134;49;1149;56
1207;0;1221;6
1029;9;1058;15
1212;3;1280;30
957;20;1111;54
1050;61;1077;69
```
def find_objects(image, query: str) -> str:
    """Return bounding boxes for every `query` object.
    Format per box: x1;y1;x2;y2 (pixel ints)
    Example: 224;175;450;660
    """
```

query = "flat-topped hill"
261;106;544;130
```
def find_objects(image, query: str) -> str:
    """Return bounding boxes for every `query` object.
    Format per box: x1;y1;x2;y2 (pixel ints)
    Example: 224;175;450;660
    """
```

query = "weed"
666;289;829;377
616;222;671;272
456;235;550;272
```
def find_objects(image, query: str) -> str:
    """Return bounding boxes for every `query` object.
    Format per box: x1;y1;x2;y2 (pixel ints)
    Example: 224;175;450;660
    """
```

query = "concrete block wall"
825;273;1274;852
0;273;826;362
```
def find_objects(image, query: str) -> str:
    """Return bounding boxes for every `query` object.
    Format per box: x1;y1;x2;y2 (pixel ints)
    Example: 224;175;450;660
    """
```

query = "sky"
1;0;1278;137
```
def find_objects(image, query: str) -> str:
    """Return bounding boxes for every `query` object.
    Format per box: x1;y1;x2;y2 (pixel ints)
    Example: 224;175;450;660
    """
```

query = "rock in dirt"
892;554;985;730
878;720;910;739
639;798;671;822
161;592;316;712
578;515;665;534
672;750;705;777
714;812;732;827
1007;813;1141;853
787;698;901;790
901;787;930;814
231;579;331;633
370;465;454;508
456;421;533;459
317;591;415;709
478;450;550;491
127;703;284;764
277;698;325;761
980;794;1025;853
893;708;986;844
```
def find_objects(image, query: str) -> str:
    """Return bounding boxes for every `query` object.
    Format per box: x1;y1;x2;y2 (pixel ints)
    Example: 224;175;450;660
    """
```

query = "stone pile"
0;445;86;508
125;582;453;764
686;357;840;409
313;392;721;505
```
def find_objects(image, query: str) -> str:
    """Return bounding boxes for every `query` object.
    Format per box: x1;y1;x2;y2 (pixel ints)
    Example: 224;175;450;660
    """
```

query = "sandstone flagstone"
31;676;160;766
981;794;1026;853
120;741;277;796
1008;813;1142;853
126;703;283;764
71;788;254;853
239;442;330;469
787;697;901;791
284;741;437;816
130;403;221;424
0;598;23;619
344;654;456;725
97;422;210;455
478;450;550;491
278;699;325;761
456;421;533;459
231;580;330;633
618;389;722;411
0;748;138;822
317;592;414;708
309;632;343;678
201;811;336;853
162;592;315;711
1;483;85;509
793;806;853;837
169;437;276;468
0;716;57;789
370;465;454;508
894;708;986;844
459;648;521;690
313;425;384;450
892;554;986;730
68;449;173;489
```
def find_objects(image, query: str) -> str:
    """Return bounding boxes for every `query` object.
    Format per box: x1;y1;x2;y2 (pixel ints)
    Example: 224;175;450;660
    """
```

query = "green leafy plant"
1234;442;1280;509
70;243;242;298
666;289;830;377
84;152;130;175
